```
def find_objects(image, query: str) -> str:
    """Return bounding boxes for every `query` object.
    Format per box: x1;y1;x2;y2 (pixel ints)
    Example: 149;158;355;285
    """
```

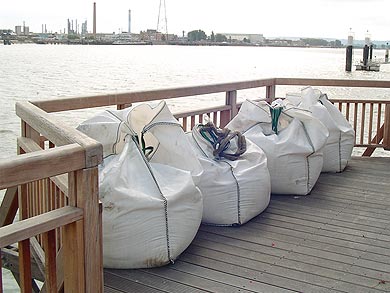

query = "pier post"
363;31;371;67
345;46;353;72
345;31;353;72
369;44;373;61
363;45;369;66
385;43;389;63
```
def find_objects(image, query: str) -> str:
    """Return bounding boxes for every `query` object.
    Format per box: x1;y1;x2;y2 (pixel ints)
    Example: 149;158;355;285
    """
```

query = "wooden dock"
104;157;390;293
1;78;390;292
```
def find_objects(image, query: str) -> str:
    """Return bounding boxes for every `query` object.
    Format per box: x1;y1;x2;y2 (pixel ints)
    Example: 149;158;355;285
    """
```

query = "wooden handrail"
275;78;390;88
16;101;103;168
329;98;390;104
0;143;85;189
174;105;231;119
0;207;83;248
30;78;390;114
31;78;276;112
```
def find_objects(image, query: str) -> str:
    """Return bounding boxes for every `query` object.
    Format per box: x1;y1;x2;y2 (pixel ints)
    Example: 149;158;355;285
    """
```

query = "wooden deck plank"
256;212;390;242
184;243;384;293
171;258;301;293
201;225;390;277
104;271;164;293
143;265;260;293
195;231;390;283
104;157;390;293
250;216;390;250
267;202;390;231
265;206;390;238
270;196;390;222
106;269;211;293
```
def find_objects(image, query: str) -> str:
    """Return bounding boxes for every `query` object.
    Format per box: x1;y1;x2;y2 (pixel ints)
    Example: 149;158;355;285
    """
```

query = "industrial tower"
156;0;168;41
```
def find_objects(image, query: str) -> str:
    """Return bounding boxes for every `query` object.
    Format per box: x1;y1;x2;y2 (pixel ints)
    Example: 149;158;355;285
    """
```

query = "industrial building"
219;33;264;44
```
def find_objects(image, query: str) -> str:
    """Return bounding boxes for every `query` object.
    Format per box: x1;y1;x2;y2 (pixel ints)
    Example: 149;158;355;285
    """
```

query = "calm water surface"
1;44;390;159
1;44;390;290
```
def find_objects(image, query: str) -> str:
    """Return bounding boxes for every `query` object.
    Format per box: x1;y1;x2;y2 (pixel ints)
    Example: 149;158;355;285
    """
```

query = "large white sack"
77;101;203;269
286;87;355;172
77;102;203;179
77;108;130;157
188;122;271;225
227;99;329;195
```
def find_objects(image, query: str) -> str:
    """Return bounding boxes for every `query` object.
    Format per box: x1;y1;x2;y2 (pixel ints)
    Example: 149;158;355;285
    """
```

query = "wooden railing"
0;101;103;292
1;77;389;292
331;99;390;156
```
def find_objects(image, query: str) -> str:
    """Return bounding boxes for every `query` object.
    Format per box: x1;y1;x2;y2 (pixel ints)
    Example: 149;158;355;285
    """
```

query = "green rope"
198;122;246;160
134;133;154;158
270;107;282;134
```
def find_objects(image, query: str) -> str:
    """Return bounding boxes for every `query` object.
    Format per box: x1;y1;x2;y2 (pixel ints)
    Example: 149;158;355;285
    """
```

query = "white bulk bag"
77;101;203;269
77;108;129;157
188;122;271;225
227;99;329;195
286;87;355;172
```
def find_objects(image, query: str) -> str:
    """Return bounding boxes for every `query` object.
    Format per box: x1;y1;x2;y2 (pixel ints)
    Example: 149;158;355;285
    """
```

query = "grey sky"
1;0;389;40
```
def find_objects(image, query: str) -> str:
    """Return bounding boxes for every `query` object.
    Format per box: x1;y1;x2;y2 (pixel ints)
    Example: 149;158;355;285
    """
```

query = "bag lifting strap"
199;122;246;161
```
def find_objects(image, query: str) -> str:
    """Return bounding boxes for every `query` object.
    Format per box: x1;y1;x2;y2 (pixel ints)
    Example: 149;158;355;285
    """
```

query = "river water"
1;44;390;160
1;44;390;291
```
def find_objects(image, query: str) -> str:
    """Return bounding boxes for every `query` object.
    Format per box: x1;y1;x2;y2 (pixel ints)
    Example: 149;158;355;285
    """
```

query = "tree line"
186;30;343;47
187;30;228;42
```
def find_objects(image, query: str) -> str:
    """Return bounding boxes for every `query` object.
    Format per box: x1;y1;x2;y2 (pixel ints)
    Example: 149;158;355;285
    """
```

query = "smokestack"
93;2;96;36
128;9;131;34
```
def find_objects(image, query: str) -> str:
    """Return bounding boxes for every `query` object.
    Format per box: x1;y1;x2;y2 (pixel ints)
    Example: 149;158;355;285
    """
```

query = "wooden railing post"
117;103;132;110
384;103;390;150
226;90;238;118
266;84;276;103
17;179;33;293
221;90;237;127
66;167;102;293
42;229;57;292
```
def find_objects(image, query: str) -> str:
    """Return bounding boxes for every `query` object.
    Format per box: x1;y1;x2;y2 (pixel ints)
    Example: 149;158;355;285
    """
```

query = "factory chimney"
93;2;97;37
128;9;131;34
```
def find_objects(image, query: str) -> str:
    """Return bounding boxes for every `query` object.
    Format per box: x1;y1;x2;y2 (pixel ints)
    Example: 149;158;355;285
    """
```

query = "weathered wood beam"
31;79;277;112
0;207;83;248
0;187;18;227
384;104;390;150
10;271;40;293
174;105;230;119
0;143;85;189
362;125;384;157
42;230;57;292
30;238;45;280
16;101;103;168
275;77;390;88
226;90;238;119
18;239;32;293
1;247;44;281
67;168;102;293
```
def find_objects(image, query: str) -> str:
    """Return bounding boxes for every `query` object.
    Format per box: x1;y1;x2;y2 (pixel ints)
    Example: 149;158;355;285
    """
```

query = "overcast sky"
1;0;389;40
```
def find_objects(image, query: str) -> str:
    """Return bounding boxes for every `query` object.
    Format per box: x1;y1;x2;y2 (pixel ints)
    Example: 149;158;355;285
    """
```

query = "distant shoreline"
3;41;386;50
